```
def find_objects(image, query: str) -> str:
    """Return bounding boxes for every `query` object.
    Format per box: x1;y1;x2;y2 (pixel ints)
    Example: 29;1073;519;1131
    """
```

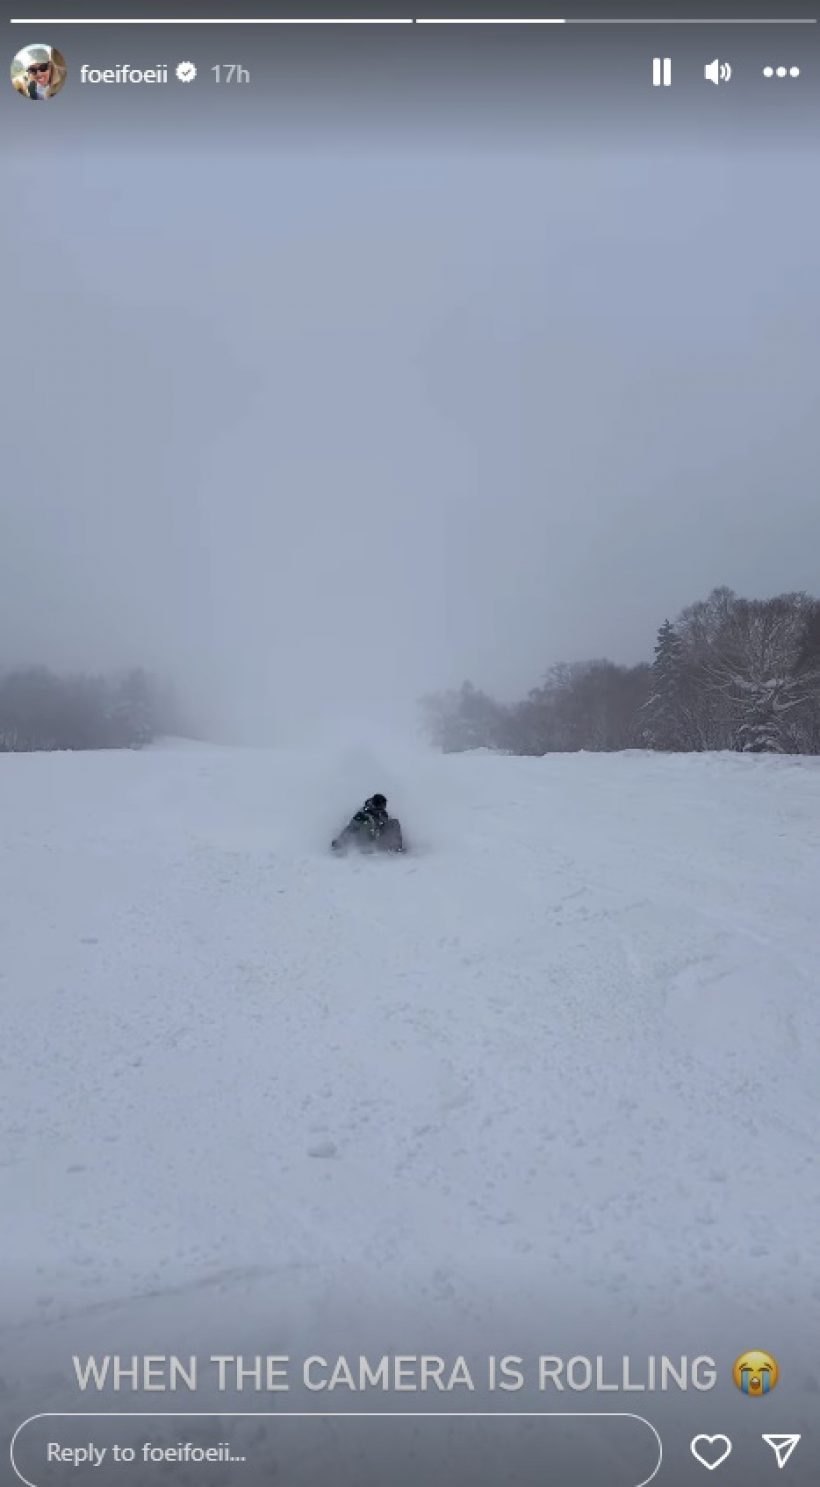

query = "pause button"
652;57;672;87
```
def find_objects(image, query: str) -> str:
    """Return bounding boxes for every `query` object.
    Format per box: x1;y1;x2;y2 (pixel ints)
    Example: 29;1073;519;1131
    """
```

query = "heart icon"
691;1434;733;1471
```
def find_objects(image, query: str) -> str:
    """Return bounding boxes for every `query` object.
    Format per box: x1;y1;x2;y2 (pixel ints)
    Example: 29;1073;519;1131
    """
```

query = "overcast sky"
3;129;818;742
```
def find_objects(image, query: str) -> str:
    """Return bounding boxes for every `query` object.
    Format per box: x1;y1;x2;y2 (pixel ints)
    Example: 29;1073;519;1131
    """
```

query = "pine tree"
643;620;689;750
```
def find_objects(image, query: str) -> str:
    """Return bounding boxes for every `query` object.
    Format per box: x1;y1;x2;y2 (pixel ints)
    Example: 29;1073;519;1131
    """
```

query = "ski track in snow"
1;742;819;1404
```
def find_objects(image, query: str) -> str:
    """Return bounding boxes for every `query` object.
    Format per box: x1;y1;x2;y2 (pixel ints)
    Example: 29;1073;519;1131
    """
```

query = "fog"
3;138;819;744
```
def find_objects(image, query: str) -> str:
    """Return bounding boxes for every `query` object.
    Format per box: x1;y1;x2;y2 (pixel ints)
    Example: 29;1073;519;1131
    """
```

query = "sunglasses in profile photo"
11;43;67;100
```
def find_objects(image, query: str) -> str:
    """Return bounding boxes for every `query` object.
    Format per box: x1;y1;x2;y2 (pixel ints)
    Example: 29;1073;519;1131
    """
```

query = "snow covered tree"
643;620;691;750
795;601;820;675
674;587;738;749
547;661;649;751
502;661;650;755
792;602;820;752
0;667;63;750
106;668;159;748
0;664;169;752
420;682;509;753
421;586;820;760
700;594;816;753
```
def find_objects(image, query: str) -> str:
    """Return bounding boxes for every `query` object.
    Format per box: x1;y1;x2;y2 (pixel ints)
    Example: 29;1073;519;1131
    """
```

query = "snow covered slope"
2;742;819;1422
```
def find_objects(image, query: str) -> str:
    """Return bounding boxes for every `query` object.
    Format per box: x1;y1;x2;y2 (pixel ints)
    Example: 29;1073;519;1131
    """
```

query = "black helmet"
367;793;387;811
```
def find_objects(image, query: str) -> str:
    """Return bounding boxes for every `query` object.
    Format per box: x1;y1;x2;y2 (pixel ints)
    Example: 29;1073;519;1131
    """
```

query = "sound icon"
705;58;732;85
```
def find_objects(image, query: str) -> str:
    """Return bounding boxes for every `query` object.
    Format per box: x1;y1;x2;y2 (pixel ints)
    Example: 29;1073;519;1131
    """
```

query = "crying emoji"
733;1350;779;1396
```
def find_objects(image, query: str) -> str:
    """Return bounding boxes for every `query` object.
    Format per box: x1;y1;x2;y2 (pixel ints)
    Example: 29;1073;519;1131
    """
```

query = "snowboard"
331;818;405;855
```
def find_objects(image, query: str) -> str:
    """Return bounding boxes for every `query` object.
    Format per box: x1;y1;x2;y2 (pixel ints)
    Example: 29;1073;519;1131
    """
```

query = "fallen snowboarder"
331;793;404;854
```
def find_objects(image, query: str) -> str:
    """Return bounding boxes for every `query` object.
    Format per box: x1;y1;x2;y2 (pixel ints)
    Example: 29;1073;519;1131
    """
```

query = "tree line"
422;588;820;756
0;666;175;752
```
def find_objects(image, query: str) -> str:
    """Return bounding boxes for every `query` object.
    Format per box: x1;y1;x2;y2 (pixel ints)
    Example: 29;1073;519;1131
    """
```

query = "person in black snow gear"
332;793;404;853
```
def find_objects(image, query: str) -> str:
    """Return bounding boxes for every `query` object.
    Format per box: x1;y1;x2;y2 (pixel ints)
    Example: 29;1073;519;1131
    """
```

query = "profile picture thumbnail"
11;43;66;100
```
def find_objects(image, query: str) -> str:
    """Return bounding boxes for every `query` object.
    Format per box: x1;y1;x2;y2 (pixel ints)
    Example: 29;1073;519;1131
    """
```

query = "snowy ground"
2;741;819;1463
